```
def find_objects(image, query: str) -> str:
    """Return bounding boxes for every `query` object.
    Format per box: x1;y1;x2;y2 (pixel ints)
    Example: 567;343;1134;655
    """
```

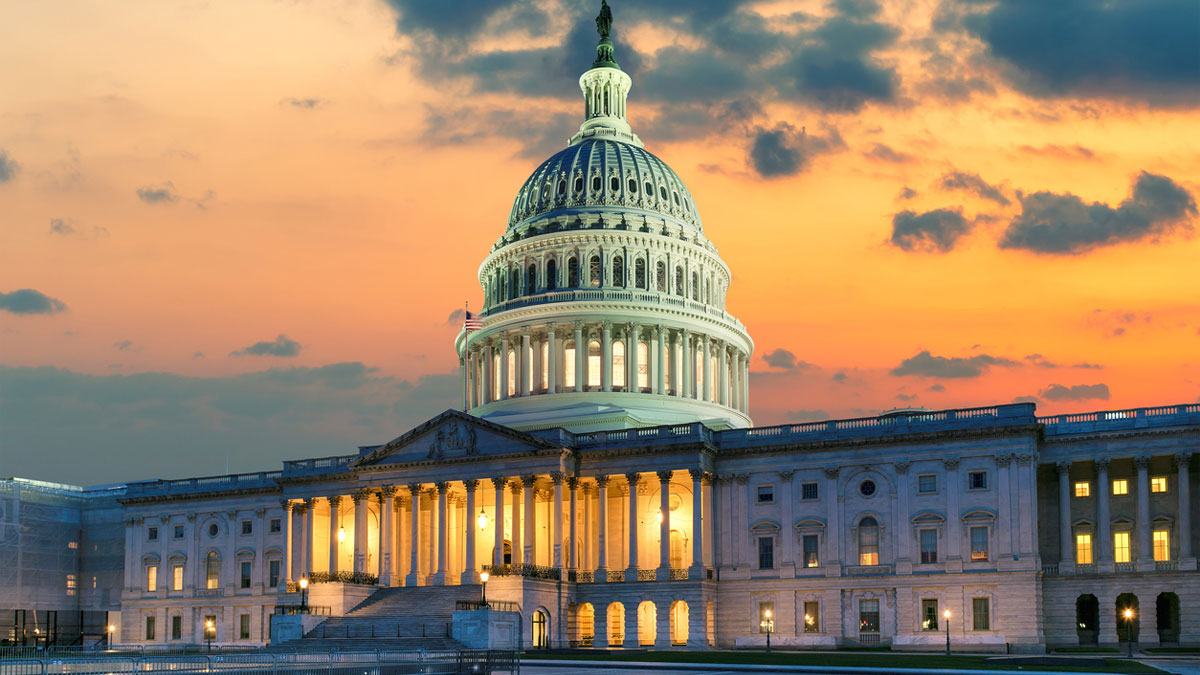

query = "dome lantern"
569;1;642;148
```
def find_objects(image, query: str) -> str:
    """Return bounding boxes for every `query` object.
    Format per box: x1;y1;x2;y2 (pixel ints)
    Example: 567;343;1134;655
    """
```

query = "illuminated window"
859;599;879;632
970;526;989;561
587;340;601;388
68;541;78;549
858;517;880;566
1076;533;1093;564
758;601;775;633
637;341;649;390
1153;530;1170;561
66;574;77;596
146;565;157;591
922;599;939;631
172;564;183;591
1112;479;1128;495
803;601;820;632
541;342;549;390
1151;476;1168;493
612;340;625;389
1074;482;1091;497
802;535;819;568
564;341;576;388
206;552;220;589
1114;532;1131;563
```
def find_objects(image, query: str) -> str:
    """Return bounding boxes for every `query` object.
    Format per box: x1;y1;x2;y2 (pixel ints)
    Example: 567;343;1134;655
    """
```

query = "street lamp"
299;576;309;613
480;571;489;607
204;619;215;653
106;624;115;649
760;609;774;653
944;609;951;655
1123;608;1135;657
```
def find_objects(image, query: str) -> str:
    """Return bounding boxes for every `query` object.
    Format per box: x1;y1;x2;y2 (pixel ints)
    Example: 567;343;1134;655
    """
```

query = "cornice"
464;303;751;348
714;423;1043;459
119;485;282;506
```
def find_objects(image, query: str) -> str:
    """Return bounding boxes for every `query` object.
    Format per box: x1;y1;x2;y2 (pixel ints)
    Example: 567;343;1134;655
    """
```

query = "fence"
0;650;519;675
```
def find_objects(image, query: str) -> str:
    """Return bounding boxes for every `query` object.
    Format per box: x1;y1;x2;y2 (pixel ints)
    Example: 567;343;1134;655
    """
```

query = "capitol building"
2;8;1198;654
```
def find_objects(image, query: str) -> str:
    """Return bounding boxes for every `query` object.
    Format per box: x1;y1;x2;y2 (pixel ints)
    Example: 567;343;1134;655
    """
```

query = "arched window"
527;264;537;294
591;175;602;191
568;257;579;287
545;259;557;290
557;179;566;195
612;256;624;288
574;176;583;192
710;354;718;401
674;266;684;297
628;178;638;193
656;262;667;292
564;340;576;388
510;269;519;299
493;352;502;400
637;341;649;390
587;340;601;388
858;517;880;566
694;347;703;396
659;185;668;200
612;341;626;389
507;349;516;397
205;551;220;589
635;258;646;289
692;272;700;301
645;181;653;196
610;175;620;192
589;255;602;288
541;341;549;391
532;610;548;649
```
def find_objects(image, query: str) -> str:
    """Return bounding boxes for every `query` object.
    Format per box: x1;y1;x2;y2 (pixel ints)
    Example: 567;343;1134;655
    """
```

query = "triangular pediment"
351;409;563;468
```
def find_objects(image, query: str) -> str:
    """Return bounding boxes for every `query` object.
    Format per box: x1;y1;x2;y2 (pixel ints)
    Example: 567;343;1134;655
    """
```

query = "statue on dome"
596;1;613;39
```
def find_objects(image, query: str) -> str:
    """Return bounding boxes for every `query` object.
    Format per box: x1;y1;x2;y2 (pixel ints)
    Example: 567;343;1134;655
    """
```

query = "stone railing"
845;565;894;576
1042;564;1059;575
1041;403;1200;436
575;570;594;583
637;569;657;581
125;471;282;497
482;289;746;333
282;454;358;476
481;564;561;580
1115;562;1135;573
1076;563;1096;575
1156;561;1179;572
195;588;224;597
668;568;689;580
606;570;625;582
308;571;378;585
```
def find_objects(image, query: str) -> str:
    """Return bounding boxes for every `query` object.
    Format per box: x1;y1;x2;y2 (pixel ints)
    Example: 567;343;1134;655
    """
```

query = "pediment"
351;409;562;468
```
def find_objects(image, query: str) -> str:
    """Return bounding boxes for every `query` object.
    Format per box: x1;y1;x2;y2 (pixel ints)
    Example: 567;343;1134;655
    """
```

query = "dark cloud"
282;98;328;109
831;371;847;384
999;171;1196;254
967;0;1200;105
762;348;805;370
193;351;205;358
0;289;67;315
230;334;303;358
136;182;178;204
1025;353;1106;370
1039;383;1111;401
896;393;919;402
863;143;913;164
898;186;918;200
748;123;844;178
1013;395;1040;404
49;218;108;238
786;409;830;422
937;170;1010;205
0;150;18;182
889;208;971;252
446;308;466;324
890;350;1020;378
113;340;140;352
927;383;945;392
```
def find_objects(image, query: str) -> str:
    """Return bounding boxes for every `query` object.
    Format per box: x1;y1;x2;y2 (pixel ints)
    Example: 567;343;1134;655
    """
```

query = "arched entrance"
607;603;625;646
669;600;689;646
577;603;595;647
1116;593;1139;644
637;601;657;646
1157;593;1180;644
532;609;549;649
1076;595;1099;644
491;540;512;566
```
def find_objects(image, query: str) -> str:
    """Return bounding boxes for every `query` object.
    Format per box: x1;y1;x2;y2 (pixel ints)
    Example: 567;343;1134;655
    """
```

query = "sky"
2;0;1199;486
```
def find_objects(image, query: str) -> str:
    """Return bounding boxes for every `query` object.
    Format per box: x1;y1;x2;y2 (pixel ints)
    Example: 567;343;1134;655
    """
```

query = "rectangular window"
1076;533;1093;564
968;471;988;490
801;482;819;500
803;601;820;633
922;599;939;631
206;556;220;589
172;564;183;591
756;486;774;503
241;520;252;535
204;615;216;641
66;573;76;596
239;614;251;640
1153;530;1170;561
1074;481;1091;497
148;526;158;541
859;599;880;632
171;615;182;640
1151;476;1168;493
758;537;774;570
972;598;990;631
564;345;576;388
1114;531;1131;563
174;525;184;539
802;535;819;568
269;519;281;533
970;526;989;561
240;561;252;588
920;529;938;564
146;565;157;591
269;560;281;587
918;474;936;493
758;601;775;633
1112;479;1128;495
145;616;156;641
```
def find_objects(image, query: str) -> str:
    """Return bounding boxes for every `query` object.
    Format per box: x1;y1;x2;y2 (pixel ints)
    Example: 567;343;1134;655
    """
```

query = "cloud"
761;348;807;370
230;334;303;358
889;208;971;252
49;218;108;239
1039;383;1111;401
927;383;945;392
998;171;1196;254
282;98;328;109
748;123;844;178
0;289;67;315
786;409;830;422
1025;353;1105;370
1013;395;1040;404
896;393;918;402
446;308;465;324
831;371;848;384
0;150;18;182
967;0;1200;105
898;186;918;200
1018;144;1095;161
193;351;205;358
936;170;1010;205
113;340;141;352
136;181;178;204
1087;309;1153;338
863;143;913;164
890;350;1020;378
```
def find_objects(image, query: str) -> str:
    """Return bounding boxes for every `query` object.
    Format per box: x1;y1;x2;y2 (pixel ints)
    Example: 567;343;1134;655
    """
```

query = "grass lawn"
522;650;1166;673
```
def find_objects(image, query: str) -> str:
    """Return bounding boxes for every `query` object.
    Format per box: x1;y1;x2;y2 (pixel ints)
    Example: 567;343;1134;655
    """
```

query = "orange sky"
2;0;1198;484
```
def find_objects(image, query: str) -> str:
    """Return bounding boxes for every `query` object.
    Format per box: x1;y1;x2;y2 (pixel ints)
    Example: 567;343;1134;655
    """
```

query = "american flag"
463;310;483;331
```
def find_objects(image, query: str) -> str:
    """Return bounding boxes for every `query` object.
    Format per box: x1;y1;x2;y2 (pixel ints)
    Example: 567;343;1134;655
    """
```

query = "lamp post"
760;609;774;653
299;576;309;613
204;619;215;653
105;624;115;649
480;571;489;607
1124;608;1135;657
944;609;951;655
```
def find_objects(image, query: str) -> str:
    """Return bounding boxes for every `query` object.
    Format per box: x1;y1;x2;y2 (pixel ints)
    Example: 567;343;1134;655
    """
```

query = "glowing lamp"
298;577;308;590
656;509;664;524
480;571;489;583
944;609;950;620
337;526;346;543
478;511;489;530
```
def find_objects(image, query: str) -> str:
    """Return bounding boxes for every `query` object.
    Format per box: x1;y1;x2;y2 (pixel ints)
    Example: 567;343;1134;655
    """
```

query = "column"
596;476;609;580
1056;461;1074;569
625;473;640;576
567;477;578;572
406;484;424;586
395;497;407;581
499;333;510;400
1096;459;1113;571
547;323;558;394
583;484;593;571
689;470;704;578
657;471;671;577
462;480;479;583
483;341;493;404
327;495;342;574
1177;453;1194;566
351;490;368;574
281;501;294;583
944;459;961;568
702;475;714;568
627;323;639;392
520;329;531;396
992;457;1012;564
601;322;613;392
824;468;841;569
491;478;507;569
701;336;711;402
379;487;395;585
303;498;316;577
742;353;750;412
511;483;523;564
552;473;565;570
573;321;585;392
779;470;795;569
681;331;692;398
718;342;728;405
1136;456;1153;569
522;475;536;565
432;482;448;585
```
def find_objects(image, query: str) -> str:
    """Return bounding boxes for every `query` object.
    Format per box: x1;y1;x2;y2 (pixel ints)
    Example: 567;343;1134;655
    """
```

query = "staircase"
289;585;484;649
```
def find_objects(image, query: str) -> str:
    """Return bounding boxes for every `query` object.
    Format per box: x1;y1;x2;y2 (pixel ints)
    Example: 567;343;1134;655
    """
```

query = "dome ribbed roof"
507;139;702;232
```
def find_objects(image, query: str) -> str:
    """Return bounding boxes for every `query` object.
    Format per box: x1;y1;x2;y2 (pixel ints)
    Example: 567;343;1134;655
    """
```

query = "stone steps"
300;584;483;641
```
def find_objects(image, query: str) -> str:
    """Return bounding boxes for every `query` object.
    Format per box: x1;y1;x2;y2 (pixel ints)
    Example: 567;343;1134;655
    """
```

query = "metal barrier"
0;650;519;675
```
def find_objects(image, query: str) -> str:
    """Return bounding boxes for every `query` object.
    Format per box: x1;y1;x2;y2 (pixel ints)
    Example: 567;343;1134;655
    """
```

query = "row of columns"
1056;453;1193;571
460;322;749;413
